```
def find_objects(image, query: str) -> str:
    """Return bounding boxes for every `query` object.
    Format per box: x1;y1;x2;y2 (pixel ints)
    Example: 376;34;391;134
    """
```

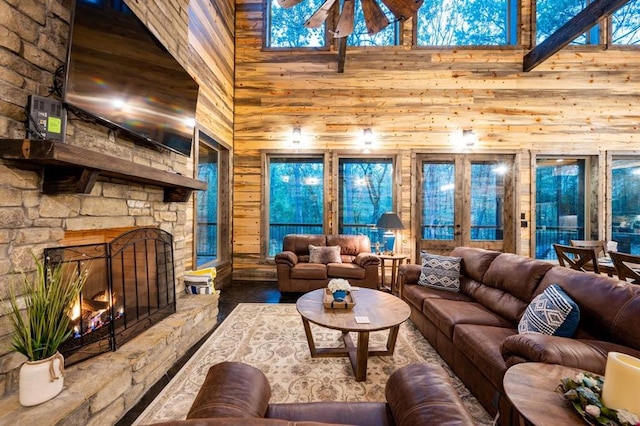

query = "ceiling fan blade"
360;0;390;35
334;0;355;38
379;0;423;21
304;0;338;28
277;0;305;9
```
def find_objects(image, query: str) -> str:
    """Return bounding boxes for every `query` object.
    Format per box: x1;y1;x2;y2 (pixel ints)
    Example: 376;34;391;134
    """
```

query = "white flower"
617;409;640;425
328;279;351;293
585;405;601;418
575;372;585;382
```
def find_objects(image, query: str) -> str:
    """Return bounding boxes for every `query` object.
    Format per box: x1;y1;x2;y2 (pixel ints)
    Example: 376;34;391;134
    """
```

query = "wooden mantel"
0;139;207;202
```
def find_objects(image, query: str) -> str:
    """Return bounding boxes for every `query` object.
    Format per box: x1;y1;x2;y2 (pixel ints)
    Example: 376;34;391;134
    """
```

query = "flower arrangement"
327;278;351;294
557;372;640;426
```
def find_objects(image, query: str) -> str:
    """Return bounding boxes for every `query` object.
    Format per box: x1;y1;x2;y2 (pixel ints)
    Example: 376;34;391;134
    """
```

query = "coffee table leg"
355;331;370;381
301;317;317;356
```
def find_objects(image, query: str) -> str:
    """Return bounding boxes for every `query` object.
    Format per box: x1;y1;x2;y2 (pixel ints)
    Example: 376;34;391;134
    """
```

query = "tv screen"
64;0;199;156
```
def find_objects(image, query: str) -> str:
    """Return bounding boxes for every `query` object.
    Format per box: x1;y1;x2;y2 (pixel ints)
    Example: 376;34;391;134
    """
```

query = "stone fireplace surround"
0;293;219;425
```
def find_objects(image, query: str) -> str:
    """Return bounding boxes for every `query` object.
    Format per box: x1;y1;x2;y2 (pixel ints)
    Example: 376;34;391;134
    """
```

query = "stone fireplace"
44;227;176;366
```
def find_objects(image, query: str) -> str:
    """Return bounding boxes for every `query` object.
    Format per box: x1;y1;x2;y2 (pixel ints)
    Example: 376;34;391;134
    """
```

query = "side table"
377;253;408;295
503;362;588;425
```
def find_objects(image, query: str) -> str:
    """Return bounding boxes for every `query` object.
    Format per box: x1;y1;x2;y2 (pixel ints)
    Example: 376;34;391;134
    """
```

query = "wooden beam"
338;37;347;73
523;0;630;72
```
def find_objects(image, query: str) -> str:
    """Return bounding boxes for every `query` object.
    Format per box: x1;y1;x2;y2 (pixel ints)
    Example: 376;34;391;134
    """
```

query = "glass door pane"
470;163;505;241
196;145;218;267
535;158;586;259
421;162;455;240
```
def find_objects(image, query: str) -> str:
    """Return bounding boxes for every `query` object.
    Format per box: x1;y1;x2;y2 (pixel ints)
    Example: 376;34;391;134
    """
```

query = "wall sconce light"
462;129;477;147
363;128;374;146
291;127;301;145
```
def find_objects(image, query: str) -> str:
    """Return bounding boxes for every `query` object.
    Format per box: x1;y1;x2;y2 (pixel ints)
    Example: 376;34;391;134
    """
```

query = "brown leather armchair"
150;361;475;426
275;234;380;293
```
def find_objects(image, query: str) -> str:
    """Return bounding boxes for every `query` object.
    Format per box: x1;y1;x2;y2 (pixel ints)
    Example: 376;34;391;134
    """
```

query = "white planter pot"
19;352;65;406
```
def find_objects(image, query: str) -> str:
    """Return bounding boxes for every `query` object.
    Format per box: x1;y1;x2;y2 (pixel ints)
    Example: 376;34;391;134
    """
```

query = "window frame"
606;152;640;254
530;152;602;260
413;0;521;48
193;130;232;270
332;152;402;239
262;151;330;261
263;0;332;49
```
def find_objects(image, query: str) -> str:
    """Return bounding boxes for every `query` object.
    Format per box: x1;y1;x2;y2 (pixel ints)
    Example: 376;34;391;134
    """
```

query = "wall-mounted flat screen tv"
64;0;199;156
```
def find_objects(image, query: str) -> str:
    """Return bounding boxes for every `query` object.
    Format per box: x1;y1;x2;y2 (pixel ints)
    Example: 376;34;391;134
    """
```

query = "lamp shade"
376;213;404;230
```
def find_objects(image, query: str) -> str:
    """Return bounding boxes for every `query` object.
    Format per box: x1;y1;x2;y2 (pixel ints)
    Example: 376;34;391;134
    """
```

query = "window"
347;0;398;46
267;0;326;47
536;0;599;46
535;158;587;260
338;158;393;245
416;0;518;46
196;137;219;267
611;0;640;45
268;157;325;256
611;158;640;254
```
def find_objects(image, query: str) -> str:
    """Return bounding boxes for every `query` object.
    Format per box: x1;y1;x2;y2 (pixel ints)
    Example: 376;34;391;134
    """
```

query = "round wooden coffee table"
296;287;410;381
504;362;591;425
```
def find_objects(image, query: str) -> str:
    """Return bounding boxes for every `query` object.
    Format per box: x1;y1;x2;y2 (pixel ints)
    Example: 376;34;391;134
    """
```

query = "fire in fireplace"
45;227;176;366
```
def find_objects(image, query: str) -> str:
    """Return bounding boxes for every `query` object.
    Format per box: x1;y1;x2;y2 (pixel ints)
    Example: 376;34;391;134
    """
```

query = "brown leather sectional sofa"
151;361;476;426
275;234;380;292
398;246;640;425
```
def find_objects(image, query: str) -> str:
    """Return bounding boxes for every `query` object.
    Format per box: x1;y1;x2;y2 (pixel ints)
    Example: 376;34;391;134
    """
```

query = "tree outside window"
611;159;640;254
268;157;324;256
339;158;393;246
416;0;517;46
346;0;398;46
197;144;219;267
268;0;325;47
611;0;640;45
536;0;598;46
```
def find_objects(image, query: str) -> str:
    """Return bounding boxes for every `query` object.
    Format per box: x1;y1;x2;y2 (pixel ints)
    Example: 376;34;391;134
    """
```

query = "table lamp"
376;212;404;255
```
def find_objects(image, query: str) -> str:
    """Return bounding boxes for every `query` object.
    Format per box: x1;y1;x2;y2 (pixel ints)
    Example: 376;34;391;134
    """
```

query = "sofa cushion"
518;284;580;337
418;252;462;292
283;234;327;254
326;234;372;256
327;263;365;280
290;263;328;280
450;246;501;284
453;324;517;392
423;298;513;340
309;245;342;264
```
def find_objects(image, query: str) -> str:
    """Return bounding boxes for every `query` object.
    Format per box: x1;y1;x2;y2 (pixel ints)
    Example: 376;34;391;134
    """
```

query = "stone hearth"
0;294;218;425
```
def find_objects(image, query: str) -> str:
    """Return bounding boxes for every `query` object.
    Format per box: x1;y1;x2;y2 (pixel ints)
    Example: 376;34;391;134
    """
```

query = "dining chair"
569;240;607;258
553;243;601;274
609;251;640;284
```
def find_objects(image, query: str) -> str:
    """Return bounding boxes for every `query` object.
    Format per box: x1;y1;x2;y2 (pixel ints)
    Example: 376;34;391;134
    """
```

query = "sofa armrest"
501;334;640;375
187;362;271;420
385;363;475;426
398;264;421;284
274;251;298;267
354;253;380;268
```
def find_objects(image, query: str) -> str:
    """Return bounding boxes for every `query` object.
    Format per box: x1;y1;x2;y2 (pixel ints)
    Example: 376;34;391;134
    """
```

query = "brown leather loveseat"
275;234;380;292
398;247;640;425
151;361;476;426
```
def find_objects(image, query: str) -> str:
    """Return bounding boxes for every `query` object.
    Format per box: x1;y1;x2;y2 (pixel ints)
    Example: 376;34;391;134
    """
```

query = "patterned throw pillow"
518;284;580;337
417;252;462;292
308;245;342;264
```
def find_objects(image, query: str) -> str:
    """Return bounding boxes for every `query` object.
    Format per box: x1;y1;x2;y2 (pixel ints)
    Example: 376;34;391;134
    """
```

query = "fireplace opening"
45;227;176;366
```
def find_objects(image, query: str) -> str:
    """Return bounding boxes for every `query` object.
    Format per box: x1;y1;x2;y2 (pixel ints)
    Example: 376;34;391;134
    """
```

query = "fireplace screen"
45;228;176;366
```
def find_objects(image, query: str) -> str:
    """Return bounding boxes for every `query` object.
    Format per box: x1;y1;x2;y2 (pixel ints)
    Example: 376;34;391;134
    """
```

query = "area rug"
133;303;492;425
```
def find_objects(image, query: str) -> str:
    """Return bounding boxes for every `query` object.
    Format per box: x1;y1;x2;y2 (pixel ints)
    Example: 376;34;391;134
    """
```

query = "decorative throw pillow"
518;284;580;337
308;245;342;264
417;252;462;292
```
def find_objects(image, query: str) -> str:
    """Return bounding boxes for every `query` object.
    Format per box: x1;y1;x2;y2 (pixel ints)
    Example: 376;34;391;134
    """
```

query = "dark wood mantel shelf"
0;139;207;202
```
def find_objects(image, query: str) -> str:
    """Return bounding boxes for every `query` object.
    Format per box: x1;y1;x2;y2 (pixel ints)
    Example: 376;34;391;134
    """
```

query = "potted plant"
2;254;88;406
327;278;351;302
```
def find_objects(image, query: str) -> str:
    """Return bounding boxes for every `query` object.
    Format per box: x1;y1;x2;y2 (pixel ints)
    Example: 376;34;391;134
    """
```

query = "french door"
416;154;517;255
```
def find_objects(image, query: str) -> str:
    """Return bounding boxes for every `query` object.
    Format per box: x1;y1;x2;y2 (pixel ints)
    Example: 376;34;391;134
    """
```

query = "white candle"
602;352;640;416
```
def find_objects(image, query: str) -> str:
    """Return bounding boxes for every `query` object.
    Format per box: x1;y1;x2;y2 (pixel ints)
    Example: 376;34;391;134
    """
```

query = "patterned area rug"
133;303;492;425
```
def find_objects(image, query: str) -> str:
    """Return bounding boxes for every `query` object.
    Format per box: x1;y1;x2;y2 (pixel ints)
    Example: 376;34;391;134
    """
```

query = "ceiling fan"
278;0;424;38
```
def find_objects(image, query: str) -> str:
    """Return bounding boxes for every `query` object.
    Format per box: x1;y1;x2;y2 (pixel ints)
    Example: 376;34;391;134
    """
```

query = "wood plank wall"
232;0;640;280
